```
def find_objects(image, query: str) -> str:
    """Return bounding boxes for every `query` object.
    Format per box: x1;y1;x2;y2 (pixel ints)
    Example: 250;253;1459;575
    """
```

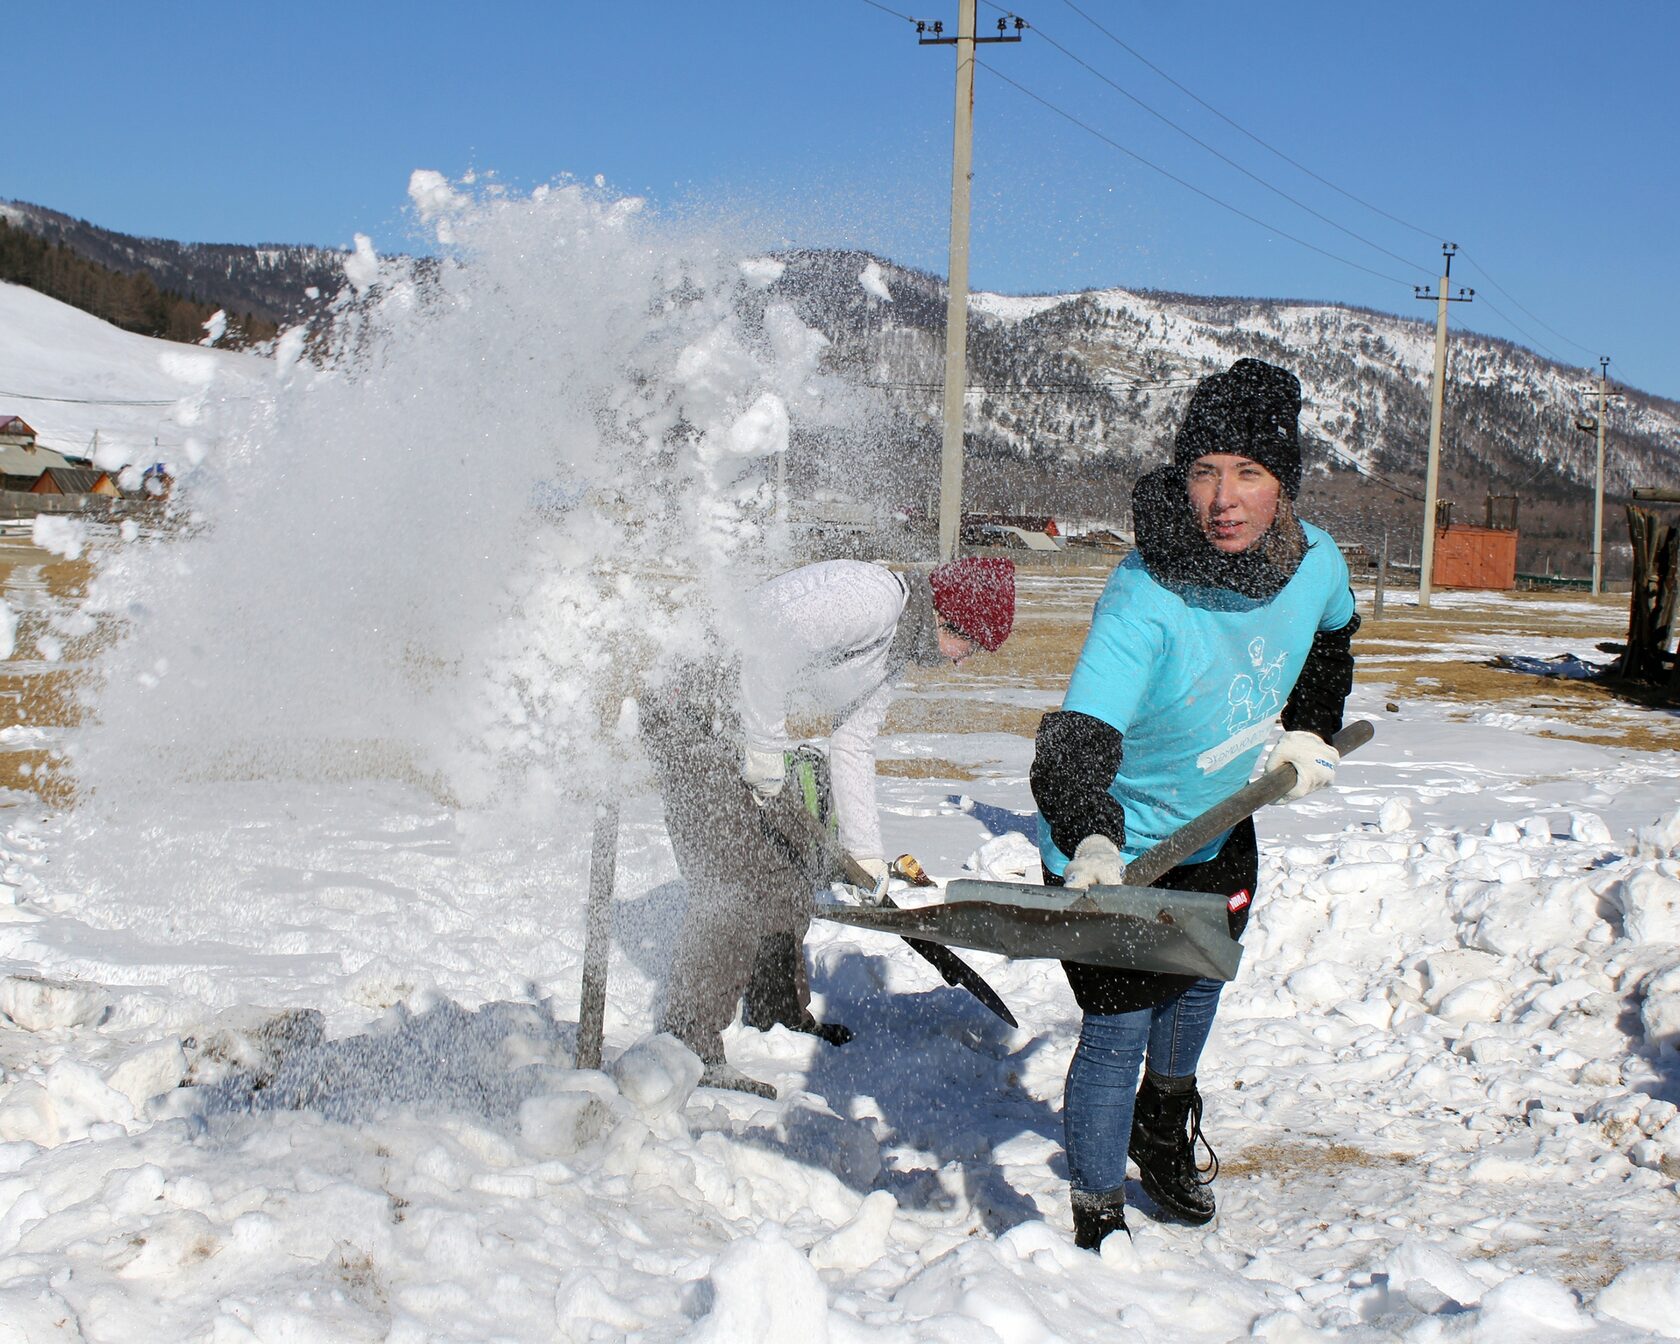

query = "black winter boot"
1070;1187;1130;1250
742;932;853;1046
1128;1072;1218;1225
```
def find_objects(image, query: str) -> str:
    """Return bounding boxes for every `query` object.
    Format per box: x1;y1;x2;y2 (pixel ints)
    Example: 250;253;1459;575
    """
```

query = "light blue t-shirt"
1038;522;1356;875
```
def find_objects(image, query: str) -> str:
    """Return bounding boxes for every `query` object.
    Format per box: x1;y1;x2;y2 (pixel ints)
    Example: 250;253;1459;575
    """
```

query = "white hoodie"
734;560;913;860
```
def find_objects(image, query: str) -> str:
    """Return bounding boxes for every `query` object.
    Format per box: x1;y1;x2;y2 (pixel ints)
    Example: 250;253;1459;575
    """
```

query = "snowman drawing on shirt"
1224;636;1286;733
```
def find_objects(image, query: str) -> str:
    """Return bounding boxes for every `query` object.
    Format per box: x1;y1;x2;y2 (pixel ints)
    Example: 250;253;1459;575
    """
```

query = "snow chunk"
31;514;87;561
1608;869;1680;944
1640;965;1680;1057
0;600;15;660
408;168;464;221
1471;881;1588;959
1635;807;1680;858
0;1082;57;1145
739;257;786;288
200;309;227;346
0;973;110;1031
344;233;380;294
0;1285;84;1341
519;1072;622;1157
1377;797;1413;833
721;392;790;460
808;1190;896;1273
1435;978;1510;1025
1569;811;1613;845
687;1223;829;1343
1474;1273;1589;1333
1382;1236;1488;1307
858;261;892;302
273;325;308;370
1597;1261;1680;1336
965;831;1042;882
611;1032;703;1124
107;1038;188;1110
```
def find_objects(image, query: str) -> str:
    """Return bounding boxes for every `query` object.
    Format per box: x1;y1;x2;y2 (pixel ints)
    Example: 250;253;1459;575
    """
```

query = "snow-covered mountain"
6;190;1676;573
771;250;1680;569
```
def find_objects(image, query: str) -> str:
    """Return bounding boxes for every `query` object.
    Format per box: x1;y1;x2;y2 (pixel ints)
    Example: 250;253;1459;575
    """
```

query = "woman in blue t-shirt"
1032;358;1359;1251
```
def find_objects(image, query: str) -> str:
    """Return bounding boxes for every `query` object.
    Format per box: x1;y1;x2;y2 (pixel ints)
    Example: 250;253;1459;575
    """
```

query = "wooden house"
30;467;119;497
0;416;39;450
0;417;73;480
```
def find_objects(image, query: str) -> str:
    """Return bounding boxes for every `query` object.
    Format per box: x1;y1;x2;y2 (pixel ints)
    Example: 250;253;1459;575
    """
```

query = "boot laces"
1186;1092;1219;1186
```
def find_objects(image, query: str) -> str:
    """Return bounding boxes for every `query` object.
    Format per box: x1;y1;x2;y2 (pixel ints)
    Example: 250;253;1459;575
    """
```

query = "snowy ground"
2;567;1679;1341
4;194;1679;1339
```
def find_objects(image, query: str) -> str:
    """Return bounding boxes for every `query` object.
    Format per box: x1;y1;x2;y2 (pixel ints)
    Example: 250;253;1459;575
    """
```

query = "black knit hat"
1173;358;1303;498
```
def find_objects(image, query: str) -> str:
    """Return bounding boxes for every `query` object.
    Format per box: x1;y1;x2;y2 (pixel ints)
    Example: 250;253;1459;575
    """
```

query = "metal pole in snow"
575;802;620;1071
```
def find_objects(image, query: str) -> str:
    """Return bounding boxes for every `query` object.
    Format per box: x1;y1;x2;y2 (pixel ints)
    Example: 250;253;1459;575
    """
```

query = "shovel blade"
818;878;1242;981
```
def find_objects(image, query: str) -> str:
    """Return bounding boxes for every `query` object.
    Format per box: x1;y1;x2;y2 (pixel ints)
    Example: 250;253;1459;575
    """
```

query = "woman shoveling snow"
1031;358;1360;1249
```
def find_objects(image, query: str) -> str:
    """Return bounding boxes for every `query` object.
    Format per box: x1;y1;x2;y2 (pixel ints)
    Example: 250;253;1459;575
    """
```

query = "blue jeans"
1063;977;1224;1194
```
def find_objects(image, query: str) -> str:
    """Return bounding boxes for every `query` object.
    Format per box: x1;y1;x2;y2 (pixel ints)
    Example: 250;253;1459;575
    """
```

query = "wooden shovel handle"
1122;720;1375;889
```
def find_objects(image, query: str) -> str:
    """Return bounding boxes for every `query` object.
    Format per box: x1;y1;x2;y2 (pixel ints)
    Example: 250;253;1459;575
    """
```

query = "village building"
0;416;75;480
29;467;119;497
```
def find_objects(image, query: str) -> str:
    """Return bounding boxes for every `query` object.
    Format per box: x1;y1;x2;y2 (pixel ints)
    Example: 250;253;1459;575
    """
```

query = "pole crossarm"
917;16;1025;43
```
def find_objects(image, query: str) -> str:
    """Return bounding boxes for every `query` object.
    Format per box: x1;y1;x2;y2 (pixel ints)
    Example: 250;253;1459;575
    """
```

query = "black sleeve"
1282;609;1359;743
1031;710;1128;858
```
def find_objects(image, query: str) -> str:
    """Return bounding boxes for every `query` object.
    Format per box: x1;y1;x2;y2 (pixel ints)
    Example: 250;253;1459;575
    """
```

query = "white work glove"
854;855;890;904
1062;835;1126;890
741;745;786;805
1266;730;1340;800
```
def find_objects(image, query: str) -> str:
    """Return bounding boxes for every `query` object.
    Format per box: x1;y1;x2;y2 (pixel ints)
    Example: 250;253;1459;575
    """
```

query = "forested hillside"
768;250;1680;576
0;200;343;340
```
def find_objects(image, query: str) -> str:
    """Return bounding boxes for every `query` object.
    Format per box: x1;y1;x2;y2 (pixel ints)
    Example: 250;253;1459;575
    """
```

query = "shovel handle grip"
1122;720;1374;890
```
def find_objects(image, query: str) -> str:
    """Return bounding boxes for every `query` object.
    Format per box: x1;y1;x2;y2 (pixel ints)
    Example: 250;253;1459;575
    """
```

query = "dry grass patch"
1221;1140;1415;1180
884;698;1047;738
875;757;982;782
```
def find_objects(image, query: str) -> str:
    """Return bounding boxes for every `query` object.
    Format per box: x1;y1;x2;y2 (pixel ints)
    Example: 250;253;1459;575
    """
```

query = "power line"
0;388;180;406
1020;22;1432;281
1007;1;1607;388
1456;251;1603;362
975;59;1418;288
851;0;921;23
1463;291;1569;368
1043;0;1444;245
1318;441;1425;502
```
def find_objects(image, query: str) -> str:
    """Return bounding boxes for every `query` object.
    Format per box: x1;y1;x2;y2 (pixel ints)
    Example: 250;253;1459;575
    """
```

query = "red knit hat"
929;557;1016;651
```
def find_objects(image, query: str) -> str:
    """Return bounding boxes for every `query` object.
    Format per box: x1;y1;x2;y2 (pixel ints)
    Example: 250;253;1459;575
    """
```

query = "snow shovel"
761;804;1019;1028
817;720;1375;981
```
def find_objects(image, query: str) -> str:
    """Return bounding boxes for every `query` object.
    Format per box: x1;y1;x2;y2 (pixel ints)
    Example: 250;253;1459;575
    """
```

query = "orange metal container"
1432;524;1518;590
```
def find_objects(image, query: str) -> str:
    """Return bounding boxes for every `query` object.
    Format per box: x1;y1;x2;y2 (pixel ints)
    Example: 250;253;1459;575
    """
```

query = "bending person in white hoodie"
642;556;1016;1096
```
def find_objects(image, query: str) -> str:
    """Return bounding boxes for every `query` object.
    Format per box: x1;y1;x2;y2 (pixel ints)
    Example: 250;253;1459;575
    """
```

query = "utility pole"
1412;243;1473;610
918;8;1023;561
1592;356;1609;595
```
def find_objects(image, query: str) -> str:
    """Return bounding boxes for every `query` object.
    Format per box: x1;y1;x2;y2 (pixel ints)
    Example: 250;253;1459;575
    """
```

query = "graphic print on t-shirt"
1197;636;1286;774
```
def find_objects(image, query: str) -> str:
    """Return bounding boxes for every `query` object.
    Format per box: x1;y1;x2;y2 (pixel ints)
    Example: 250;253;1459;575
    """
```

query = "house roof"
0;416;38;439
34;467;111;495
0;441;72;475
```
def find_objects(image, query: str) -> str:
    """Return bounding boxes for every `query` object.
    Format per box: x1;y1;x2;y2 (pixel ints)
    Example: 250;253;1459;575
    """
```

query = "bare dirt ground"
0;548;1672;810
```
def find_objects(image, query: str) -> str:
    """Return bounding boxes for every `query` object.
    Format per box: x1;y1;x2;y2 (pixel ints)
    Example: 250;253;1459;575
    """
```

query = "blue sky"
9;1;1677;399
